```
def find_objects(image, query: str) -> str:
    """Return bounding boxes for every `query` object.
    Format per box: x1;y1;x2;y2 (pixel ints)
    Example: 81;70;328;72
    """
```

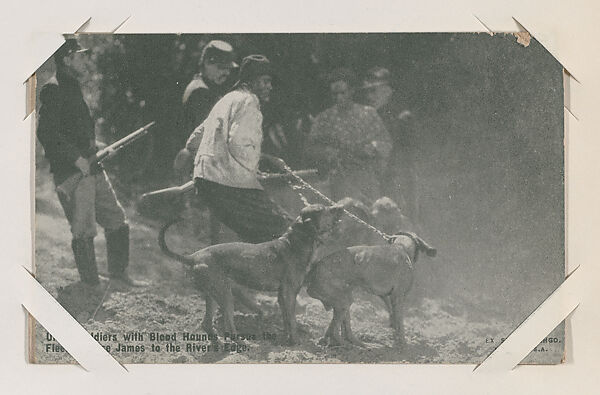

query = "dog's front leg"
278;286;298;345
201;295;217;335
220;286;237;336
390;290;406;349
277;286;291;342
380;295;394;327
319;318;336;346
328;308;345;346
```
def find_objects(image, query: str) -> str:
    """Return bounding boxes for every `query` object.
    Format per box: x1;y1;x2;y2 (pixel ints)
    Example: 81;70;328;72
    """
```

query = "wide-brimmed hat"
362;66;391;89
200;40;238;68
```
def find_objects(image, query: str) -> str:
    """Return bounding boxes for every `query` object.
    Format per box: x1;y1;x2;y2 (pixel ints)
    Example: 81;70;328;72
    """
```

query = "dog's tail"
394;231;437;257
158;217;196;267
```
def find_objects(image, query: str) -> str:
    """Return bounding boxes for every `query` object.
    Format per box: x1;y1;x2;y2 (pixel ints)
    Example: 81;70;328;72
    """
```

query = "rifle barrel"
138;169;318;204
96;121;156;163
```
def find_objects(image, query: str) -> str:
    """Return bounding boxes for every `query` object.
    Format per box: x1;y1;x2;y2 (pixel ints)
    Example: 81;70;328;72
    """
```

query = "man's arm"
36;84;88;173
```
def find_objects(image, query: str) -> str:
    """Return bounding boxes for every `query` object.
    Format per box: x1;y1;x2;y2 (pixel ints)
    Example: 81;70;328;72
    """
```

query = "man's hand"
261;153;288;171
74;156;90;176
174;148;193;175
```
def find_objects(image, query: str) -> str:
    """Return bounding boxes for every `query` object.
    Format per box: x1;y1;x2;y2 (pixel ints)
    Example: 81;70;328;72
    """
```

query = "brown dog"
306;231;436;348
159;204;343;344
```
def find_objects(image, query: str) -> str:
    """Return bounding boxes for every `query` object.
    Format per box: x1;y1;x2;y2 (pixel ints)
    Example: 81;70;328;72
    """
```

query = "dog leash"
279;162;395;244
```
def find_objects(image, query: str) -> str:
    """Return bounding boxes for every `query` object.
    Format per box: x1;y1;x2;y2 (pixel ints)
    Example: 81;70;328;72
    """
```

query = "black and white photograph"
31;32;565;364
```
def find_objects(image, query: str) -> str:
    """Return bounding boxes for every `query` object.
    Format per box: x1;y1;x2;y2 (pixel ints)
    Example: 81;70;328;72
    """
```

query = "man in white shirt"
176;55;291;243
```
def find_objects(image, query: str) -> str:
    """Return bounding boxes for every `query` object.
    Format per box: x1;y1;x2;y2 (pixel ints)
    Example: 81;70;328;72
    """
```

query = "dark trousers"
195;178;291;243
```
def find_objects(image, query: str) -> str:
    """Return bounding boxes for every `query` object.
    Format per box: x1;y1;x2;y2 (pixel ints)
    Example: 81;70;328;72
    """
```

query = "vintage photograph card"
30;33;564;364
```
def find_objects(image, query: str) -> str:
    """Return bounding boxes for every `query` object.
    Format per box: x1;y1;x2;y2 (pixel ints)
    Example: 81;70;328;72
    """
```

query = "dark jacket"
179;74;223;144
36;67;96;184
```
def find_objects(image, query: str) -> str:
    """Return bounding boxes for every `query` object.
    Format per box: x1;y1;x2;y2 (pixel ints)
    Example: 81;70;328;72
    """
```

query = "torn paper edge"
473;15;578;371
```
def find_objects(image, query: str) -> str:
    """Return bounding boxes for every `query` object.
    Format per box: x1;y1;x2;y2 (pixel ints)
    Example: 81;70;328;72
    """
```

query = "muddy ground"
31;164;562;365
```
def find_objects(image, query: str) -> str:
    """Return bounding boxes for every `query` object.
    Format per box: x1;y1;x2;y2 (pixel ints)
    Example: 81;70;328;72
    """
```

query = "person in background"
177;55;292;243
307;67;392;204
362;66;419;221
36;38;147;288
174;40;238;243
175;40;237;173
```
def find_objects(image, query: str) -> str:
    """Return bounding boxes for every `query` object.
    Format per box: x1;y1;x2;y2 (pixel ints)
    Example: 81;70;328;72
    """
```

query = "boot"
106;225;148;287
71;237;100;285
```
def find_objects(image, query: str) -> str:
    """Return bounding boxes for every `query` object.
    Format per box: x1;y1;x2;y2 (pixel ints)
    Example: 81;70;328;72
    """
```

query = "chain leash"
280;163;394;243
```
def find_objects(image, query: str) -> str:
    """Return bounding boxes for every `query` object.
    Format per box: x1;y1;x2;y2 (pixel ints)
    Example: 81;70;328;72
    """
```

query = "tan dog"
306;231;436;347
159;204;343;345
311;197;373;264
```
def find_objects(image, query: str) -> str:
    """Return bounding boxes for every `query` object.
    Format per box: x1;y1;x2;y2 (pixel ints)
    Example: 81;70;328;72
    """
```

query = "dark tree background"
36;33;564;321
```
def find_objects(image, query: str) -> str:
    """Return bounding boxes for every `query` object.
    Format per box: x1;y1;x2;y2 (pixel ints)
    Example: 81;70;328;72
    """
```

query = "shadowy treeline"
37;33;564;318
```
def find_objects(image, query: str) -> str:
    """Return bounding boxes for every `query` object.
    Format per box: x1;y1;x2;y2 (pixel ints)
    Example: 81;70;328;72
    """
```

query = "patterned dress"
308;103;392;203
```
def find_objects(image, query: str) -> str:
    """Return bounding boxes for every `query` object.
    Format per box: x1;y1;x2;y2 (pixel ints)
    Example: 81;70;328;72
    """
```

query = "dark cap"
200;40;237;68
362;66;391;89
237;55;272;83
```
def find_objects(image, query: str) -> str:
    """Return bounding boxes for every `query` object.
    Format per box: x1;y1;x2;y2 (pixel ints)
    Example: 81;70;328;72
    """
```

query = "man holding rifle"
175;55;292;243
36;37;147;288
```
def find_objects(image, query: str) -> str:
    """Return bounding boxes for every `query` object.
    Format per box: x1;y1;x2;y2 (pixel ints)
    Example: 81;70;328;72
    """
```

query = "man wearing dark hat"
36;37;147;288
176;40;237;152
362;66;419;222
179;55;291;243
174;40;238;244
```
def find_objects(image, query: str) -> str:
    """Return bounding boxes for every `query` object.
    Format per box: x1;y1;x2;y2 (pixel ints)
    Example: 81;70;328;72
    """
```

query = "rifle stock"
55;121;156;197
